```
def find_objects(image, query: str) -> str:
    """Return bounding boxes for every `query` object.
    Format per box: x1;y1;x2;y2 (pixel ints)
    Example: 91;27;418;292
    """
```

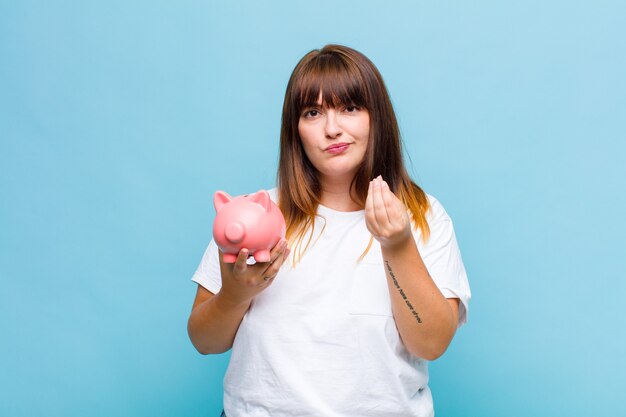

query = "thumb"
233;248;249;274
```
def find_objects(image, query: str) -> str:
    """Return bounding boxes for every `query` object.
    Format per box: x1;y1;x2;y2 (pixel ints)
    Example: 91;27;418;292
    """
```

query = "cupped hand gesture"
218;239;290;306
365;176;412;249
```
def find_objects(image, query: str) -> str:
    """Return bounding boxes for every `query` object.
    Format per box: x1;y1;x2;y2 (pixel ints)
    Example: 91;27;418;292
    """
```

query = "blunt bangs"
292;53;369;113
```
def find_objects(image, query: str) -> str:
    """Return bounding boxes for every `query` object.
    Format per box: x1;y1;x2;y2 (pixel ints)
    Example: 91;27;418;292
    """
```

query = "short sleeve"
191;239;222;294
416;196;471;328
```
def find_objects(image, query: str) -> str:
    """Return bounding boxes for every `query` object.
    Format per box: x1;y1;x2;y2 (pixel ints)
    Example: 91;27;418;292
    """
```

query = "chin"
320;167;360;180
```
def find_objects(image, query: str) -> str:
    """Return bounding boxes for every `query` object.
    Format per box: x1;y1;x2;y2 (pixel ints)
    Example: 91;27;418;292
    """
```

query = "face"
298;96;370;184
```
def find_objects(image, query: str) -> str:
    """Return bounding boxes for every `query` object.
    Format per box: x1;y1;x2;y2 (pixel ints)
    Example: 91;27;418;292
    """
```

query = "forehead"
295;64;367;109
308;92;345;107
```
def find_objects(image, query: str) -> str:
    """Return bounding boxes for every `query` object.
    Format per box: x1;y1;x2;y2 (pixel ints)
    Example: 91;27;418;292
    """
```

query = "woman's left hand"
365;176;413;249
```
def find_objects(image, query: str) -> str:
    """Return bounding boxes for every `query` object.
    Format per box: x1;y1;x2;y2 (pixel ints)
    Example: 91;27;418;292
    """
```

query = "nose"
324;109;342;139
225;221;246;244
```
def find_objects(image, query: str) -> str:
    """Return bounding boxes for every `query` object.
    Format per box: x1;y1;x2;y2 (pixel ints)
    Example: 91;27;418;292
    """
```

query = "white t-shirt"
192;189;471;417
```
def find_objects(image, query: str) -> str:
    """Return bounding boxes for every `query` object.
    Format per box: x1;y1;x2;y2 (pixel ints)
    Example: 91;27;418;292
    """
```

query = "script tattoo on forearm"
385;261;422;323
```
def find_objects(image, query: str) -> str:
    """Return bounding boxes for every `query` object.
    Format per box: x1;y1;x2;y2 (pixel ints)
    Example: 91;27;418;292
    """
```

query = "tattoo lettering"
385;261;422;323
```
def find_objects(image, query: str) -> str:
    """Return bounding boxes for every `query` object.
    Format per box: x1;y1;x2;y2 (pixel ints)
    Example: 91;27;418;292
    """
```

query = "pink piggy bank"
213;189;286;263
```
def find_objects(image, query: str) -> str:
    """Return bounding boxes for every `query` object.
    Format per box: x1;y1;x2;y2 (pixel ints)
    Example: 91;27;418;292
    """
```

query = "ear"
214;191;233;212
250;189;271;212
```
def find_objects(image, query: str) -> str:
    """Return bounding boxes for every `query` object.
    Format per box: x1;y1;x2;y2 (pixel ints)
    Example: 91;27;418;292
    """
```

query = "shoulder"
424;193;452;225
413;193;463;256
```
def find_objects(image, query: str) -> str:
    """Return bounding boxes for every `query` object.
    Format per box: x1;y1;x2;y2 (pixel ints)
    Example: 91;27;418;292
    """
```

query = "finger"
372;177;391;225
384;183;412;238
264;238;287;265
253;238;287;277
263;247;290;279
233;248;249;274
365;180;379;233
380;180;400;226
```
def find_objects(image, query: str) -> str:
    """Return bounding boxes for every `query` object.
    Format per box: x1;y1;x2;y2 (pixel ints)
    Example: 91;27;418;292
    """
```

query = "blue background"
1;1;625;416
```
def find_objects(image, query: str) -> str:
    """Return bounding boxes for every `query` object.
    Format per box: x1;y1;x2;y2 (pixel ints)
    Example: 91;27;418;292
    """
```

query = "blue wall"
1;1;625;416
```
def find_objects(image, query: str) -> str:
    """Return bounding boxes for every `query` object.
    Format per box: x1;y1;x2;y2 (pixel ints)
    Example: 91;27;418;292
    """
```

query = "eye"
344;105;360;113
302;108;321;118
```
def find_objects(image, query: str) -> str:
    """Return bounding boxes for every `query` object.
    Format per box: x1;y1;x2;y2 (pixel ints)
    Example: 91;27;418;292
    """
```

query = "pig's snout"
225;221;246;244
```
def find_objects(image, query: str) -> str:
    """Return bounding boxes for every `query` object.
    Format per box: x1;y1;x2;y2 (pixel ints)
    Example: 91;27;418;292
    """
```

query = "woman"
188;44;471;417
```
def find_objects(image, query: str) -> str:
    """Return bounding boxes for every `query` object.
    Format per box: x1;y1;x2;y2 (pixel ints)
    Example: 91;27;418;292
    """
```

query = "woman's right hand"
217;239;290;307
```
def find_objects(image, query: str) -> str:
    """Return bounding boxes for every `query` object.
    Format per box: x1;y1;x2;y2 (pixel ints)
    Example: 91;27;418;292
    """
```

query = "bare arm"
187;240;289;354
381;238;458;360
187;285;251;354
365;176;459;360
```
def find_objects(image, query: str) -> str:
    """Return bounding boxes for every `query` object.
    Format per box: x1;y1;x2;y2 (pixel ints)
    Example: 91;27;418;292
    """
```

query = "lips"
325;143;351;154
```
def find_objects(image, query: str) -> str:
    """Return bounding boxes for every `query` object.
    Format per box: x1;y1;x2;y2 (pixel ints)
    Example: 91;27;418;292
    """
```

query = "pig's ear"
250;189;271;212
214;191;233;212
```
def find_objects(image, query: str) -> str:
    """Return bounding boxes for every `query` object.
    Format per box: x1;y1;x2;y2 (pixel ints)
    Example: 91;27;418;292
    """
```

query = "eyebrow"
301;98;357;109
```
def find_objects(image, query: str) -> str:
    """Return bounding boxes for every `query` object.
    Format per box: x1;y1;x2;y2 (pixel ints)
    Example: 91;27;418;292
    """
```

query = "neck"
318;174;362;212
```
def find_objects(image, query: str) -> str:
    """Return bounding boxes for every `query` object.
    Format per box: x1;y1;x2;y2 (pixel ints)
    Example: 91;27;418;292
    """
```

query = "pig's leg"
223;252;238;263
254;249;271;263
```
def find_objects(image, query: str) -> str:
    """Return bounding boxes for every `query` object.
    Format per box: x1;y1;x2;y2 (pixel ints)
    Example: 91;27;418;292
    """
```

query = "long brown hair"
277;44;431;262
